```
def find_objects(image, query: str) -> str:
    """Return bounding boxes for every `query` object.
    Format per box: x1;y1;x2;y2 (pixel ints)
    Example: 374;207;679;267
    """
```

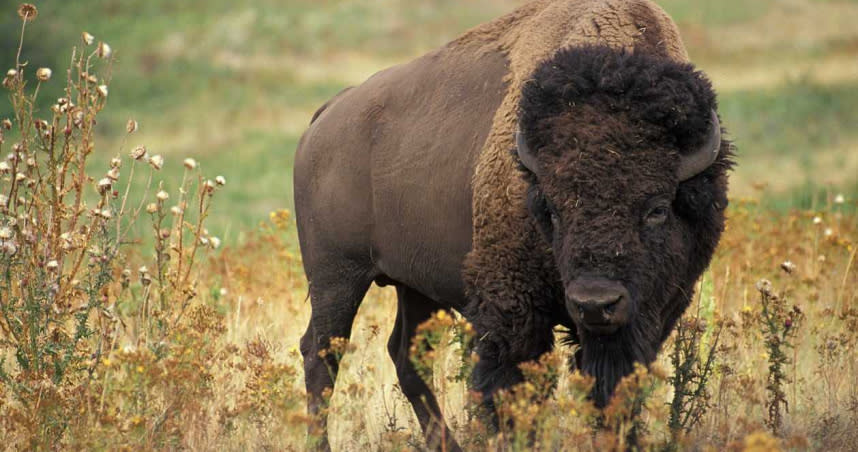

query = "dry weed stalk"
668;281;724;442
755;278;803;437
0;4;227;448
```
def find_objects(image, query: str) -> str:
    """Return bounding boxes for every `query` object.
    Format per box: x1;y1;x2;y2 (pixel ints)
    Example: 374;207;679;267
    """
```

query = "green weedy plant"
667;298;724;442
0;4;226;448
755;278;804;436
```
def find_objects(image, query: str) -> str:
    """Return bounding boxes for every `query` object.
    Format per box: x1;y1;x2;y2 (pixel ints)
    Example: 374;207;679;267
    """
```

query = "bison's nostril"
603;297;622;315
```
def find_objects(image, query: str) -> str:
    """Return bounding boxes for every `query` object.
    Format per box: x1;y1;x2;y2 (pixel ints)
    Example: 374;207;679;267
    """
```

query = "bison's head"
516;45;732;407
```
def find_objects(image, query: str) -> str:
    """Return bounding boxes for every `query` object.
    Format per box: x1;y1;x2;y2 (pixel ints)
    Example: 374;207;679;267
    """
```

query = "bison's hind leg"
389;286;462;452
300;262;374;451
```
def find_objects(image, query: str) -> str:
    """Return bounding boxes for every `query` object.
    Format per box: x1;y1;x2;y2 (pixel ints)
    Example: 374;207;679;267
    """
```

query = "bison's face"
517;45;731;406
516;106;724;407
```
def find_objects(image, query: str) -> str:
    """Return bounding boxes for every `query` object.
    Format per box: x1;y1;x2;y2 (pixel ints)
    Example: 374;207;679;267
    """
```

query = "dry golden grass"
204;198;855;451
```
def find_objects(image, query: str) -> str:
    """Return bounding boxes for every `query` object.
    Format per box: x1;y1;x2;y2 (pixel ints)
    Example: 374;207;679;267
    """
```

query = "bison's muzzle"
566;277;631;335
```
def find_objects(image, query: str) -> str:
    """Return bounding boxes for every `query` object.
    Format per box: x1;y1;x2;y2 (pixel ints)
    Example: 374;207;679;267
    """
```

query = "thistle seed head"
148;154;163;170
97;178;112;194
97;42;112;59
1;241;17;255
17;4;37;22
130;145;147;160
755;279;773;296
36;67;51;81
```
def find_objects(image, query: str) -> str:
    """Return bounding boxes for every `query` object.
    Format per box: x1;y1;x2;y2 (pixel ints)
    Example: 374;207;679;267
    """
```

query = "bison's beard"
577;323;659;408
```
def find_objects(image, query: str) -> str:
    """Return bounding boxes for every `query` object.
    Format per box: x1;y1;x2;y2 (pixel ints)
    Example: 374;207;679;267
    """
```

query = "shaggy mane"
460;0;732;419
512;45;734;407
518;45;718;158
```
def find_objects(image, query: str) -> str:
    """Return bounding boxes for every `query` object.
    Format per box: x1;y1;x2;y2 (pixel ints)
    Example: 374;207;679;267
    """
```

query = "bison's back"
294;38;509;304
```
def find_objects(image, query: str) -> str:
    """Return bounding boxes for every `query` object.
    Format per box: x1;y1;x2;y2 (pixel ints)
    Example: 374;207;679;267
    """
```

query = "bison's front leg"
462;206;566;432
466;308;557;431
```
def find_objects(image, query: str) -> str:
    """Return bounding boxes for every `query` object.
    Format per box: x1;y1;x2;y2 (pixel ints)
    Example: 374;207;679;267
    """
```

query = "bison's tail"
309;86;354;124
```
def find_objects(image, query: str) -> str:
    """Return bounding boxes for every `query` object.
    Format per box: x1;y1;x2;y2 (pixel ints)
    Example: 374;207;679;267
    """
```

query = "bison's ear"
516;128;541;175
677;110;721;181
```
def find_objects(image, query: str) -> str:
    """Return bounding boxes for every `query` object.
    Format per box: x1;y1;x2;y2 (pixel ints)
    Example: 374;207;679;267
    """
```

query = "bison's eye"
644;205;669;227
546;202;560;228
549;210;559;227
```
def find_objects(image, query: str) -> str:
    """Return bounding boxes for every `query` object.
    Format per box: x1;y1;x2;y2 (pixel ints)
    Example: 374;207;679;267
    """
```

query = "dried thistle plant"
668;291;724;441
755;278;804;436
0;4;226;448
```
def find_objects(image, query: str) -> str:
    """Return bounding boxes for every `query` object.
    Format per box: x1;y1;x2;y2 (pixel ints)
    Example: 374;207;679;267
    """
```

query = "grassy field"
0;0;857;450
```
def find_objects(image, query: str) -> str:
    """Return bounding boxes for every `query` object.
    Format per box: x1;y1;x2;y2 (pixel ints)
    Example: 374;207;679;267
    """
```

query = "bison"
293;0;732;450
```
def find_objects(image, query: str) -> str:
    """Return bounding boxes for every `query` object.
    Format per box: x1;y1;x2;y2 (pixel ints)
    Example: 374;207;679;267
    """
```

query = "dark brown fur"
467;45;732;409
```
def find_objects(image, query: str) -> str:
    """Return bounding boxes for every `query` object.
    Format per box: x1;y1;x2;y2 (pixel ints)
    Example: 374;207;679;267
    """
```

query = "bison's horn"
516;128;540;174
678;110;721;181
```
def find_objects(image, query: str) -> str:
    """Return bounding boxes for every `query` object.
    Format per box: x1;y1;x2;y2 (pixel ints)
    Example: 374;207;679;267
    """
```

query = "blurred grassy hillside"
1;0;856;236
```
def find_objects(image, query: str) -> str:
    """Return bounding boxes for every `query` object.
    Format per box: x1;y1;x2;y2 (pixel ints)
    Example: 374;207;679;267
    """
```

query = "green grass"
721;80;858;155
760;180;858;212
718;79;858;199
84;130;299;243
657;0;774;26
